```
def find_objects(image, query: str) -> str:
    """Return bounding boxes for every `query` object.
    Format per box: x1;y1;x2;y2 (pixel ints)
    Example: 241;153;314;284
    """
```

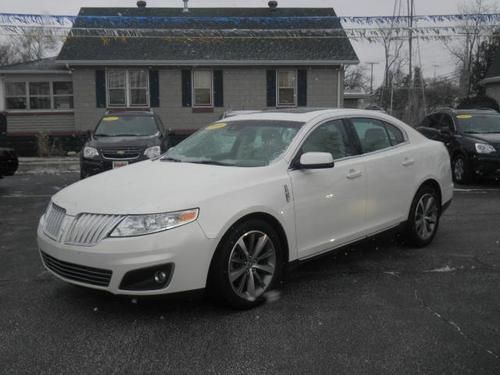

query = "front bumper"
37;220;217;296
470;155;500;179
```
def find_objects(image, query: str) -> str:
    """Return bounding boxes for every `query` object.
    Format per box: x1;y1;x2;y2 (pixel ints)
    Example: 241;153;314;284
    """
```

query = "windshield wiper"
160;156;183;162
188;160;234;166
94;133;110;137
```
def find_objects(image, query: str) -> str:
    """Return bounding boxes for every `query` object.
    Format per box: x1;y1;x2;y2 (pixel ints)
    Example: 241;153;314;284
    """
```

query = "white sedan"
37;109;453;309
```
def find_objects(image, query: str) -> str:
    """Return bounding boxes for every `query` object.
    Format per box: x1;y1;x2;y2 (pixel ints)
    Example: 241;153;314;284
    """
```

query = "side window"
351;118;392;153
438;114;454;131
301;120;354;159
429;114;442;129
384;122;405;145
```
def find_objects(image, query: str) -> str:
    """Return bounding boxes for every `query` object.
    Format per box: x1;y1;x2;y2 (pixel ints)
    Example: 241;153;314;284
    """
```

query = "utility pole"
367;62;379;94
407;0;415;122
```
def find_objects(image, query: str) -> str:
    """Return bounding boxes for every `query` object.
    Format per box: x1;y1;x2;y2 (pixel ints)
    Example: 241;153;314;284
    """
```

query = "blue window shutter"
298;70;307;107
267;70;276;107
149;70;160;108
213;70;224;107
181;70;192;107
95;70;106;108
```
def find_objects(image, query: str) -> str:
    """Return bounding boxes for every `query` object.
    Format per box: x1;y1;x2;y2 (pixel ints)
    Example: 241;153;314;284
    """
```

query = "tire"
207;219;285;309
452;155;472;185
406;186;441;248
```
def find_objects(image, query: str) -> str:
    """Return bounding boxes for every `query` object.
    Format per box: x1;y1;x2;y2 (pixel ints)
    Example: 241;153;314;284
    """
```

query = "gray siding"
72;69;105;131
7;113;75;134
307;66;343;107
72;66;345;131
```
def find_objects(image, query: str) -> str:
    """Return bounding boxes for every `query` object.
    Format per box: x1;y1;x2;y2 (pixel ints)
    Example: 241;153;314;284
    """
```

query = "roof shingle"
57;7;358;64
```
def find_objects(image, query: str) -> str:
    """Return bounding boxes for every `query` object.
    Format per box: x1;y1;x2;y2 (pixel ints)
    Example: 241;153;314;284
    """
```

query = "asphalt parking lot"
1;172;500;374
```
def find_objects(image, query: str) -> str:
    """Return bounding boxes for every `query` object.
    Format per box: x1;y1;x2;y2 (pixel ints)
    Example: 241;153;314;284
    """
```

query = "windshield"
163;120;304;167
95;115;159;137
456;113;500;134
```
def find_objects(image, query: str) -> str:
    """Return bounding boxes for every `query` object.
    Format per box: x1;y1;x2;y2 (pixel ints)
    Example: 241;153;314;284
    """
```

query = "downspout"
337;66;343;108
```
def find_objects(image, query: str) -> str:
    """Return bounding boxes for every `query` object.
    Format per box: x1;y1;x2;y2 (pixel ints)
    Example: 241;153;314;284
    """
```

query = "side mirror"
439;128;452;138
298;152;334;169
86;129;92;140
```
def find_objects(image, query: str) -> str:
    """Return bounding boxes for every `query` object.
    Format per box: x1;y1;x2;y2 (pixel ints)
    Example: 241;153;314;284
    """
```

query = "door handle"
346;169;362;179
402;158;415;167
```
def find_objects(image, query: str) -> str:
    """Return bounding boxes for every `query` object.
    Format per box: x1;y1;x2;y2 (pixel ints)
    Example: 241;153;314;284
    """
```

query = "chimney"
268;1;278;10
183;0;189;13
136;1;146;8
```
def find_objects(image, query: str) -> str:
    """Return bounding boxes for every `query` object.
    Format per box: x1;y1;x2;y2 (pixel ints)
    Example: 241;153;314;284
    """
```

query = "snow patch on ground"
425;265;457;273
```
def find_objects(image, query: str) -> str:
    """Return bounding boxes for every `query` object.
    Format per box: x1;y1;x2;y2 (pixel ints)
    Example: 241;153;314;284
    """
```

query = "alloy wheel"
414;193;439;241
228;230;276;302
454;158;465;182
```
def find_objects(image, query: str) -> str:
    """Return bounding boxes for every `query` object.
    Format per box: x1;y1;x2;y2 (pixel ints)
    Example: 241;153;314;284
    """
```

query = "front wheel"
207;219;284;309
452;155;472;184
406;186;441;247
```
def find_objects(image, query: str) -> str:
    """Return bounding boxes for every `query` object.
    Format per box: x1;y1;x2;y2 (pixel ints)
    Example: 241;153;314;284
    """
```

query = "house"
480;48;500;106
0;1;359;155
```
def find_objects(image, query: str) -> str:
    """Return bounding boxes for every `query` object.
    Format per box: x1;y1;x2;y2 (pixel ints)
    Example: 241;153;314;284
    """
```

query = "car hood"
52;160;278;215
464;133;500;144
87;135;160;149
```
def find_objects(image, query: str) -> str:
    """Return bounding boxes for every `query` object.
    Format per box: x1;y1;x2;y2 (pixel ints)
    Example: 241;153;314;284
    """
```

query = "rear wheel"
208;219;284;309
406;186;440;247
452;155;472;184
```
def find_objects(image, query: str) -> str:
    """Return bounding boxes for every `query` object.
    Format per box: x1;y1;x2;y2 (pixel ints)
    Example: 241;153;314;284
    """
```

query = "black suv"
417;109;500;184
80;111;168;178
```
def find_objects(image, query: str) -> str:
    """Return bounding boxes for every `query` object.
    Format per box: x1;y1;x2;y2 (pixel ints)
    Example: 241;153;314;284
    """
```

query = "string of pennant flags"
0;12;498;42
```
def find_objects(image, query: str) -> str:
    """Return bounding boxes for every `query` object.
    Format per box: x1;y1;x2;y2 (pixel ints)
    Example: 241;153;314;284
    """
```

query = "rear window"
95;115;159;137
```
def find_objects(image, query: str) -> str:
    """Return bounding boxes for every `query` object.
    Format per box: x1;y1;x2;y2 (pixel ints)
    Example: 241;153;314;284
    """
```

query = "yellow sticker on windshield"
206;123;227;130
102;116;119;121
456;115;472;119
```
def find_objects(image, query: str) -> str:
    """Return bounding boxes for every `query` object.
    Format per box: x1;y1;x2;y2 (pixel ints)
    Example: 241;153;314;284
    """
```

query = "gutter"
56;59;360;66
0;70;71;75
479;76;500;86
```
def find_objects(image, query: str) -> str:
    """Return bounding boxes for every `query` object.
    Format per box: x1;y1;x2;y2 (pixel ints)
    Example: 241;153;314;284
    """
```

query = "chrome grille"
64;213;124;246
101;148;142;160
41;251;112;287
43;203;66;240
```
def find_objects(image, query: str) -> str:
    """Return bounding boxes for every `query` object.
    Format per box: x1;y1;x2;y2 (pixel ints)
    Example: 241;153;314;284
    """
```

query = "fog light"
154;271;167;284
119;263;174;291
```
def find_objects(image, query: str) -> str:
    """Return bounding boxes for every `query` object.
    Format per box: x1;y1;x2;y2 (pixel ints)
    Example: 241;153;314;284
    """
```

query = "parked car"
417;108;500;184
80;111;168;179
38;109;453;309
0;147;18;178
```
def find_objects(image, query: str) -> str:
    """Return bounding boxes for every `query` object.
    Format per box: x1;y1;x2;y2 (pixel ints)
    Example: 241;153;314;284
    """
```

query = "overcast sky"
0;0;487;87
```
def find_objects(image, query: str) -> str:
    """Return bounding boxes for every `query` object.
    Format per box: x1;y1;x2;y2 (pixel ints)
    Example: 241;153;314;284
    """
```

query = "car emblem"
117;150;125;155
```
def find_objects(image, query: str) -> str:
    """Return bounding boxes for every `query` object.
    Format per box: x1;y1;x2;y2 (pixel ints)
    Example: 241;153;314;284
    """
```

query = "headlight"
144;146;161;159
475;143;496;154
109;208;199;237
83;146;99;159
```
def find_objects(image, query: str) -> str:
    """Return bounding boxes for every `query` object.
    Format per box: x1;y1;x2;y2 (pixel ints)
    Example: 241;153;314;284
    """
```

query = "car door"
347;117;416;233
288;119;367;259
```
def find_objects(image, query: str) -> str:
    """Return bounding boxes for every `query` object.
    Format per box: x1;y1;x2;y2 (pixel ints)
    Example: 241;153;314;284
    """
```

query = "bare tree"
344;65;370;92
12;27;59;62
443;0;498;96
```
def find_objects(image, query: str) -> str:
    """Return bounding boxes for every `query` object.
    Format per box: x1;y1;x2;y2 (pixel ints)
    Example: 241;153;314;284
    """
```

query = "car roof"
104;110;155;116
220;108;387;123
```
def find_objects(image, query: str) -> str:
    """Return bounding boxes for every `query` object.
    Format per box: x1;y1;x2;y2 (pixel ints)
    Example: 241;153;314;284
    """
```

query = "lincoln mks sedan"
37;109;453;309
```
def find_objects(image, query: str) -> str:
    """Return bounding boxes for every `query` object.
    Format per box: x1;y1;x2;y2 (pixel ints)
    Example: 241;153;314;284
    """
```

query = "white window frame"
276;69;298;107
52;81;74;110
106;69;150;108
4;80;74;112
192;70;213;108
